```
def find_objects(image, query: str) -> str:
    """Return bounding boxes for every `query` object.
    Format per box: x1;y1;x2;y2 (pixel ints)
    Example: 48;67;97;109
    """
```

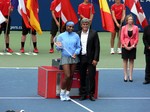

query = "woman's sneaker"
60;93;66;101
65;94;71;101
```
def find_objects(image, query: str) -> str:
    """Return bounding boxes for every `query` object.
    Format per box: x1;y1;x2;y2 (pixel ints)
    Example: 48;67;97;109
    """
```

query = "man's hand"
92;60;98;66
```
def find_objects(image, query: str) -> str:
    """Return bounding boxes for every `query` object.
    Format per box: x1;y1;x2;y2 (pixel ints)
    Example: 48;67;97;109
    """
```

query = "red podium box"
38;66;99;99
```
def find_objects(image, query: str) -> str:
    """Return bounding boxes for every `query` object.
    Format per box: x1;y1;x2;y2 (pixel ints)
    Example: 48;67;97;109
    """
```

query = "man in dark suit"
143;25;150;84
77;18;100;101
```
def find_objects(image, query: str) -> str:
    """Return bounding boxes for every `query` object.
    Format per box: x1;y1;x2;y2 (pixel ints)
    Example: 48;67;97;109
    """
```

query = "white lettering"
10;26;22;30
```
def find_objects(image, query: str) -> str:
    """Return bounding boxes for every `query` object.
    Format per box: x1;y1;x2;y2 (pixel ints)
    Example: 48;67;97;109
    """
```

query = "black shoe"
124;79;128;82
129;79;133;82
6;110;15;112
79;96;86;101
143;81;150;84
89;95;95;101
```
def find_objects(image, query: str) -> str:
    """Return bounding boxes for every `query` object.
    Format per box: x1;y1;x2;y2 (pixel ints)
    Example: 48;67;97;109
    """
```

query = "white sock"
111;48;114;50
118;48;121;50
60;89;65;94
66;91;70;95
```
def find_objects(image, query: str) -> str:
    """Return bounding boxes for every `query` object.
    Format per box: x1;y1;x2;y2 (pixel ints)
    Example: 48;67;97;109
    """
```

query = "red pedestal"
38;66;99;99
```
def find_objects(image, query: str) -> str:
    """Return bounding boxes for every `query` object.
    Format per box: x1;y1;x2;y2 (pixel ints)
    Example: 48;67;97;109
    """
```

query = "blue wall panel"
10;0;150;32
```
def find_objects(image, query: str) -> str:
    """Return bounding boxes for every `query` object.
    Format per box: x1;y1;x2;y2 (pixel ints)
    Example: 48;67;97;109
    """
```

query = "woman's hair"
125;14;134;23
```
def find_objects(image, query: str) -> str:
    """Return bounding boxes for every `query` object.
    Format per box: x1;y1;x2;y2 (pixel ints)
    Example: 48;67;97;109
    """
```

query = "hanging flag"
11;0;19;9
27;0;42;34
0;11;6;24
93;0;99;4
54;0;78;24
11;0;31;28
99;0;115;33
124;0;148;28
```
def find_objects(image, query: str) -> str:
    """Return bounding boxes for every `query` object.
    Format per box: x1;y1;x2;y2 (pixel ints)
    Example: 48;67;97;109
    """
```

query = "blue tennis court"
0;68;150;112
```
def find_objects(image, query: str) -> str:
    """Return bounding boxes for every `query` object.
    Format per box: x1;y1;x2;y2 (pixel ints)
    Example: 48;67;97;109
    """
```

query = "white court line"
15;52;22;55
0;97;45;100
0;67;37;69
96;68;145;70
71;99;94;112
0;52;12;55
0;67;144;70
98;97;150;100
0;52;4;55
0;52;38;56
1;96;150;100
32;53;38;55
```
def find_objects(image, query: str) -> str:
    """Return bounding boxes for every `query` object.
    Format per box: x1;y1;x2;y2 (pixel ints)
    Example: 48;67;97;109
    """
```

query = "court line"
0;67;145;70
71;99;94;112
1;96;150;100
98;97;150;100
0;67;37;69
0;97;45;100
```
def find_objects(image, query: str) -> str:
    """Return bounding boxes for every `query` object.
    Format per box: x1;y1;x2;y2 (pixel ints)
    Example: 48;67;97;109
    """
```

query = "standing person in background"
49;0;62;53
78;0;95;30
20;0;39;53
121;14;139;82
142;24;150;84
56;21;81;101
77;18;100;101
0;0;13;53
110;0;126;54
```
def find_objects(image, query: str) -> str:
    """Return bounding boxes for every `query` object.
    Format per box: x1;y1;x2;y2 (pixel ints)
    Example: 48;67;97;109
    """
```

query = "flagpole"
90;0;93;27
4;2;11;53
29;29;33;54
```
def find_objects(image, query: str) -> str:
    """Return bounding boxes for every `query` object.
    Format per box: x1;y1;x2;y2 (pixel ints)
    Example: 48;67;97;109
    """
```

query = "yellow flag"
27;0;42;34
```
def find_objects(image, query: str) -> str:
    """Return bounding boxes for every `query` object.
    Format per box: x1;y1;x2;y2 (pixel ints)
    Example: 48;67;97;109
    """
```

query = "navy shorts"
22;19;36;35
50;18;62;36
0;16;11;35
114;19;121;32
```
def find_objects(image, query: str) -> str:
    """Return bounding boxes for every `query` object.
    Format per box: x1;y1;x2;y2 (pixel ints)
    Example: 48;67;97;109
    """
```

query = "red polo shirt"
78;3;95;19
50;0;61;18
111;3;125;20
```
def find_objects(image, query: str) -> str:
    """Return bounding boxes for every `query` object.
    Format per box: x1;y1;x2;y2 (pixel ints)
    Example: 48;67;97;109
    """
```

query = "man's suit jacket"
143;25;150;55
77;29;100;63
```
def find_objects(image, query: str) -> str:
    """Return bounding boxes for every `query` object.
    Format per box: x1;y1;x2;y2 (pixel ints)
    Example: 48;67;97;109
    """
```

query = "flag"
27;0;42;34
0;11;6;24
93;0;99;4
54;0;78;24
11;0;19;9
99;0;115;32
124;0;148;28
11;0;31;28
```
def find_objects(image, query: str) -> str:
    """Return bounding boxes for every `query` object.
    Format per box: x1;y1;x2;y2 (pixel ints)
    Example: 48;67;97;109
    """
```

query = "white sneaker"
110;48;115;54
117;48;122;54
65;94;71;101
60;93;66;101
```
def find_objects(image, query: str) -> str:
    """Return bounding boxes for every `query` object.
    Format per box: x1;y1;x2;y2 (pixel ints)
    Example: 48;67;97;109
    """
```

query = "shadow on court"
0;68;150;112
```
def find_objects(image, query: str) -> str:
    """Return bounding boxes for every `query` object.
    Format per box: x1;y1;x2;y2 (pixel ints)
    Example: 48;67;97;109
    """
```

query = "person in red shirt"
49;0;62;53
110;0;126;54
0;0;13;53
20;0;39;53
78;0;95;30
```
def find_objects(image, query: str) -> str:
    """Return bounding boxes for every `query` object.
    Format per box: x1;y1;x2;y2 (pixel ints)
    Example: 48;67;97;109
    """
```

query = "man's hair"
80;18;90;25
